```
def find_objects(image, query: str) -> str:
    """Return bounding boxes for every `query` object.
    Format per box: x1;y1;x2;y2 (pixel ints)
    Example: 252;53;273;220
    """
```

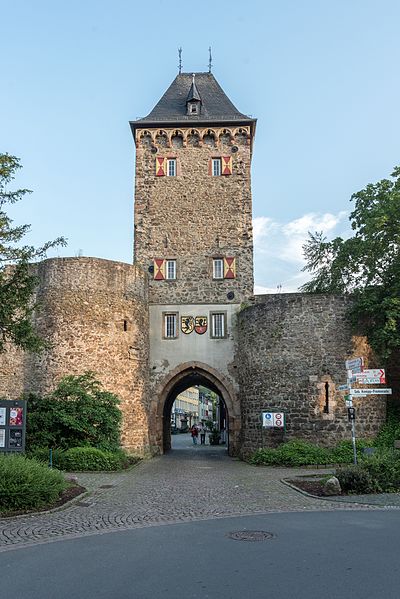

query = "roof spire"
178;47;182;74
186;74;201;103
208;46;213;73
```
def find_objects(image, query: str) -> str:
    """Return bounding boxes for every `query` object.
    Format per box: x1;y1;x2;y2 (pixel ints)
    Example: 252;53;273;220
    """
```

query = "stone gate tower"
130;72;257;454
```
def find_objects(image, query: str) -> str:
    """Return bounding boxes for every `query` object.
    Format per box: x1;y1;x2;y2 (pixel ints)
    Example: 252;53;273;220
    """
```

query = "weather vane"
208;46;213;73
178;47;182;74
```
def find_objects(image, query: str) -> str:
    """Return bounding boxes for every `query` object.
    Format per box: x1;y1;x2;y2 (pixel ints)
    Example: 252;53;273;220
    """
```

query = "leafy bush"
249;440;331;466
0;454;66;512
361;450;400;492
375;415;400;449
249;438;381;467
27;447;65;467
57;447;131;471
27;446;138;471
330;439;373;464
337;451;400;494
336;465;377;494
26;372;122;451
249;447;281;466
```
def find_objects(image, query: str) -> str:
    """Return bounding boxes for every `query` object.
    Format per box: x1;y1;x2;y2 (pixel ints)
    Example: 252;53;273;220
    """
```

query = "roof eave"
130;117;257;137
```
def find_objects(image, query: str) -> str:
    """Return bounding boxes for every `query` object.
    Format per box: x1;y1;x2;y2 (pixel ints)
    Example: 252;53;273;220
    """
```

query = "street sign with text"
350;388;392;396
355;369;385;384
345;357;364;373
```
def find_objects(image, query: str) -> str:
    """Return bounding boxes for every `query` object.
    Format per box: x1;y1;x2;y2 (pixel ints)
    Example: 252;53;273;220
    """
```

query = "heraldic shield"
195;316;208;335
181;316;195;334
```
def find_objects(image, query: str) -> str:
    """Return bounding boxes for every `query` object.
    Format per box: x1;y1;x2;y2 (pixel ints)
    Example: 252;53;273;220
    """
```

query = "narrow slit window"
324;382;329;413
123;320;128;332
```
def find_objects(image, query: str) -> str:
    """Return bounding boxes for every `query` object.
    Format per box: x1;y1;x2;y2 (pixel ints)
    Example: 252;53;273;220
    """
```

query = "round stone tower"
2;257;151;453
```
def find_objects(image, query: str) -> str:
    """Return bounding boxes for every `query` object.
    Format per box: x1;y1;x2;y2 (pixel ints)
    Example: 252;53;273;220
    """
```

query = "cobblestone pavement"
0;436;383;552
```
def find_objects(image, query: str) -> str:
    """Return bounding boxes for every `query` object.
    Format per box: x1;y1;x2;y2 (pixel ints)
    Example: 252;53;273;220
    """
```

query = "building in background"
171;386;199;430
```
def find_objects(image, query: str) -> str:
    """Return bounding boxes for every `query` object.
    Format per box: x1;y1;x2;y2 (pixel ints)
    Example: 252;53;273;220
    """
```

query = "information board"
0;400;27;453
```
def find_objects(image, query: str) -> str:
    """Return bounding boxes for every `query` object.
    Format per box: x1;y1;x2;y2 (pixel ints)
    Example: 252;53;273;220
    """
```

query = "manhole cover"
75;501;91;507
99;484;114;489
227;531;275;542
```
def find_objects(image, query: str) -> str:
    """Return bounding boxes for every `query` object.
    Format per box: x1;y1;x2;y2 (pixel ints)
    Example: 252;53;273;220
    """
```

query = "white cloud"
253;210;348;293
252;216;275;243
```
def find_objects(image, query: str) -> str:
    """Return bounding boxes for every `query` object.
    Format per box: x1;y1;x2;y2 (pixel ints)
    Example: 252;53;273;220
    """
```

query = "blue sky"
2;0;399;293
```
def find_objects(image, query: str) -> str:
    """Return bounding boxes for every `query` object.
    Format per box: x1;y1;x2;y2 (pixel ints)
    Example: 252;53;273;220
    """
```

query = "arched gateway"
150;362;240;455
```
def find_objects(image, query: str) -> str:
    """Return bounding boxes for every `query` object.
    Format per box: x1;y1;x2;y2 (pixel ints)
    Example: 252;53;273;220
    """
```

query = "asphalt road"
2;510;399;599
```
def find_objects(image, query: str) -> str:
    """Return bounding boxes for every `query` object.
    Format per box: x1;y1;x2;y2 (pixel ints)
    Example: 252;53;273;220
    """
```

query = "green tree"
0;153;66;352
26;372;122;451
301;166;400;360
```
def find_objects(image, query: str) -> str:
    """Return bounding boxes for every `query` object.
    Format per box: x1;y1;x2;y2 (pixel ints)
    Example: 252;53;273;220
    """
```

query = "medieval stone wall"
0;258;151;453
237;293;386;456
134;127;254;305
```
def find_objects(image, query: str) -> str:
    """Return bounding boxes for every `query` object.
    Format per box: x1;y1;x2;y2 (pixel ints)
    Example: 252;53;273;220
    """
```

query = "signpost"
261;411;286;449
339;358;391;465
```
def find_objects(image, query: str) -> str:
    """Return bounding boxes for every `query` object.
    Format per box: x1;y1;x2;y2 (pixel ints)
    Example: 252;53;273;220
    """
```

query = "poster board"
0;400;27;453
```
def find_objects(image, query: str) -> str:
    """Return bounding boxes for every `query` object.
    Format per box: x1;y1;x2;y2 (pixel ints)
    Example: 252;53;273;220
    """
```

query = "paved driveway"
0;435;377;552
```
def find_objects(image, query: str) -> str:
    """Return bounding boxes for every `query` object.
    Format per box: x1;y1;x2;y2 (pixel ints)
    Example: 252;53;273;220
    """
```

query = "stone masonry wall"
0;258;151;453
134;127;254;305
237;294;386;456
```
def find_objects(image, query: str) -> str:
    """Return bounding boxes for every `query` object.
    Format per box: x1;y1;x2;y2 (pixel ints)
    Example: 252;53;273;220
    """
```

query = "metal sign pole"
346;365;357;465
351;419;357;465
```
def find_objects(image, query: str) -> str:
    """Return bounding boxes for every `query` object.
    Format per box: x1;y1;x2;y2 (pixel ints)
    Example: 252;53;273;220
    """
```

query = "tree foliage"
301;166;400;359
0;153;66;352
26;372;122;451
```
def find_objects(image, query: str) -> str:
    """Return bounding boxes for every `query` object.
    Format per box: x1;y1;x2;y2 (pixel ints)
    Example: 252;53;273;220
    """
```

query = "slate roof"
130;72;256;131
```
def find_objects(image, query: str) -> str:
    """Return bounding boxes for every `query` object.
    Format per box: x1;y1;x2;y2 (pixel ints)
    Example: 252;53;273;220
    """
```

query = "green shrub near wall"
26;372;122;452
28;446;138;471
249;439;374;467
0;454;66;513
249;440;332;466
337;450;400;494
58;447;130;471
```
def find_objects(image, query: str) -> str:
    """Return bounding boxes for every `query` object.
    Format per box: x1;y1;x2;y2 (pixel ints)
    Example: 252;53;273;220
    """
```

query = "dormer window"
186;74;202;116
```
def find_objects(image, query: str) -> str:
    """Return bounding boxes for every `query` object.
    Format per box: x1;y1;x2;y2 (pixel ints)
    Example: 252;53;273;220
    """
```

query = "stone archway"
149;361;240;456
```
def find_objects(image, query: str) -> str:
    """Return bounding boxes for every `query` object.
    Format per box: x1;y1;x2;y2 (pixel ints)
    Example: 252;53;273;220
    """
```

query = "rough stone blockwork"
237;293;386;456
0;258;151;453
134;130;254;305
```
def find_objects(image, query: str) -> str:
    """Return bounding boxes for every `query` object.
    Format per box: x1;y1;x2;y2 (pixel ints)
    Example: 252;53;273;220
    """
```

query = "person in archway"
190;424;199;445
199;422;206;445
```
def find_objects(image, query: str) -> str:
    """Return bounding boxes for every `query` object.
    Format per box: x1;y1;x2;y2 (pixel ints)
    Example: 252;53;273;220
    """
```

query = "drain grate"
99;484;114;489
75;501;91;507
227;530;275;542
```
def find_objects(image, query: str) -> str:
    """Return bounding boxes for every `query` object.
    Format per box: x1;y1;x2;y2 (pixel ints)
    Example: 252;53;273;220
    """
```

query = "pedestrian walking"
190;425;199;445
199;423;206;445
